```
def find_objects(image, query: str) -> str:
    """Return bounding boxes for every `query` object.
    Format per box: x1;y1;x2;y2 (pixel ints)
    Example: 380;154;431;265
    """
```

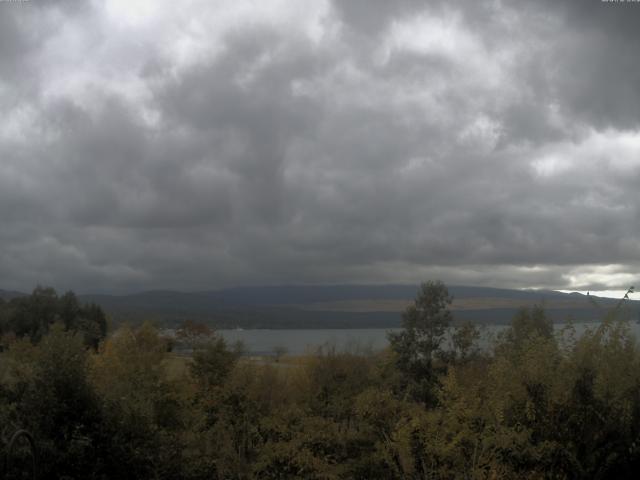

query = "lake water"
217;328;402;355
217;322;640;355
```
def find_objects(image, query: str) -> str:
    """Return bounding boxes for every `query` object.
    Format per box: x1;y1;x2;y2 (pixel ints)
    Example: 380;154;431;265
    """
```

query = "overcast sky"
1;0;640;294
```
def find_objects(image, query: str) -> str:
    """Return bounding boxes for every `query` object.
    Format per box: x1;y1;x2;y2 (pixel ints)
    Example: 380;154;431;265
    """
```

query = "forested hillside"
75;285;636;328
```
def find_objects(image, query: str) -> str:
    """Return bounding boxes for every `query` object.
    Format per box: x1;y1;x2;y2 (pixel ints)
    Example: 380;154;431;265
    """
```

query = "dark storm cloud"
531;0;640;130
0;0;639;293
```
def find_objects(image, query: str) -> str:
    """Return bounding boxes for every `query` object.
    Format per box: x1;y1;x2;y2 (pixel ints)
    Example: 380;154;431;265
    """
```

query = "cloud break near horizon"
1;0;640;295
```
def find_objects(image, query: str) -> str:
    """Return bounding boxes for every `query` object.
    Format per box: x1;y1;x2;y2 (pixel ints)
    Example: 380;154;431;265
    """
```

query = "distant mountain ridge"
78;285;636;328
0;289;26;300
82;284;579;306
2;285;636;329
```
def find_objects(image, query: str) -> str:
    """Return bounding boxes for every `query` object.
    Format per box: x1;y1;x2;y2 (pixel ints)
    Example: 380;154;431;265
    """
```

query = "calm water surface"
217;322;640;355
217;328;401;355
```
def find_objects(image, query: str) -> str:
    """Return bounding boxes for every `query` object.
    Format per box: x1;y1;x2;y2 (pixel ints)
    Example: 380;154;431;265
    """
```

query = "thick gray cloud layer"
1;0;640;293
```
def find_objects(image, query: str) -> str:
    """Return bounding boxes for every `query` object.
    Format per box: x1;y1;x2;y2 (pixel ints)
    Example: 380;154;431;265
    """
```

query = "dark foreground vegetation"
1;282;640;479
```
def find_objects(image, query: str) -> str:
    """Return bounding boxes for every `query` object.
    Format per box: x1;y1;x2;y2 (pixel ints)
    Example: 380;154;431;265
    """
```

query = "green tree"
2;287;107;348
497;305;553;355
8;286;58;342
190;336;242;391
388;280;453;405
451;321;481;362
90;322;185;479
2;324;104;479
